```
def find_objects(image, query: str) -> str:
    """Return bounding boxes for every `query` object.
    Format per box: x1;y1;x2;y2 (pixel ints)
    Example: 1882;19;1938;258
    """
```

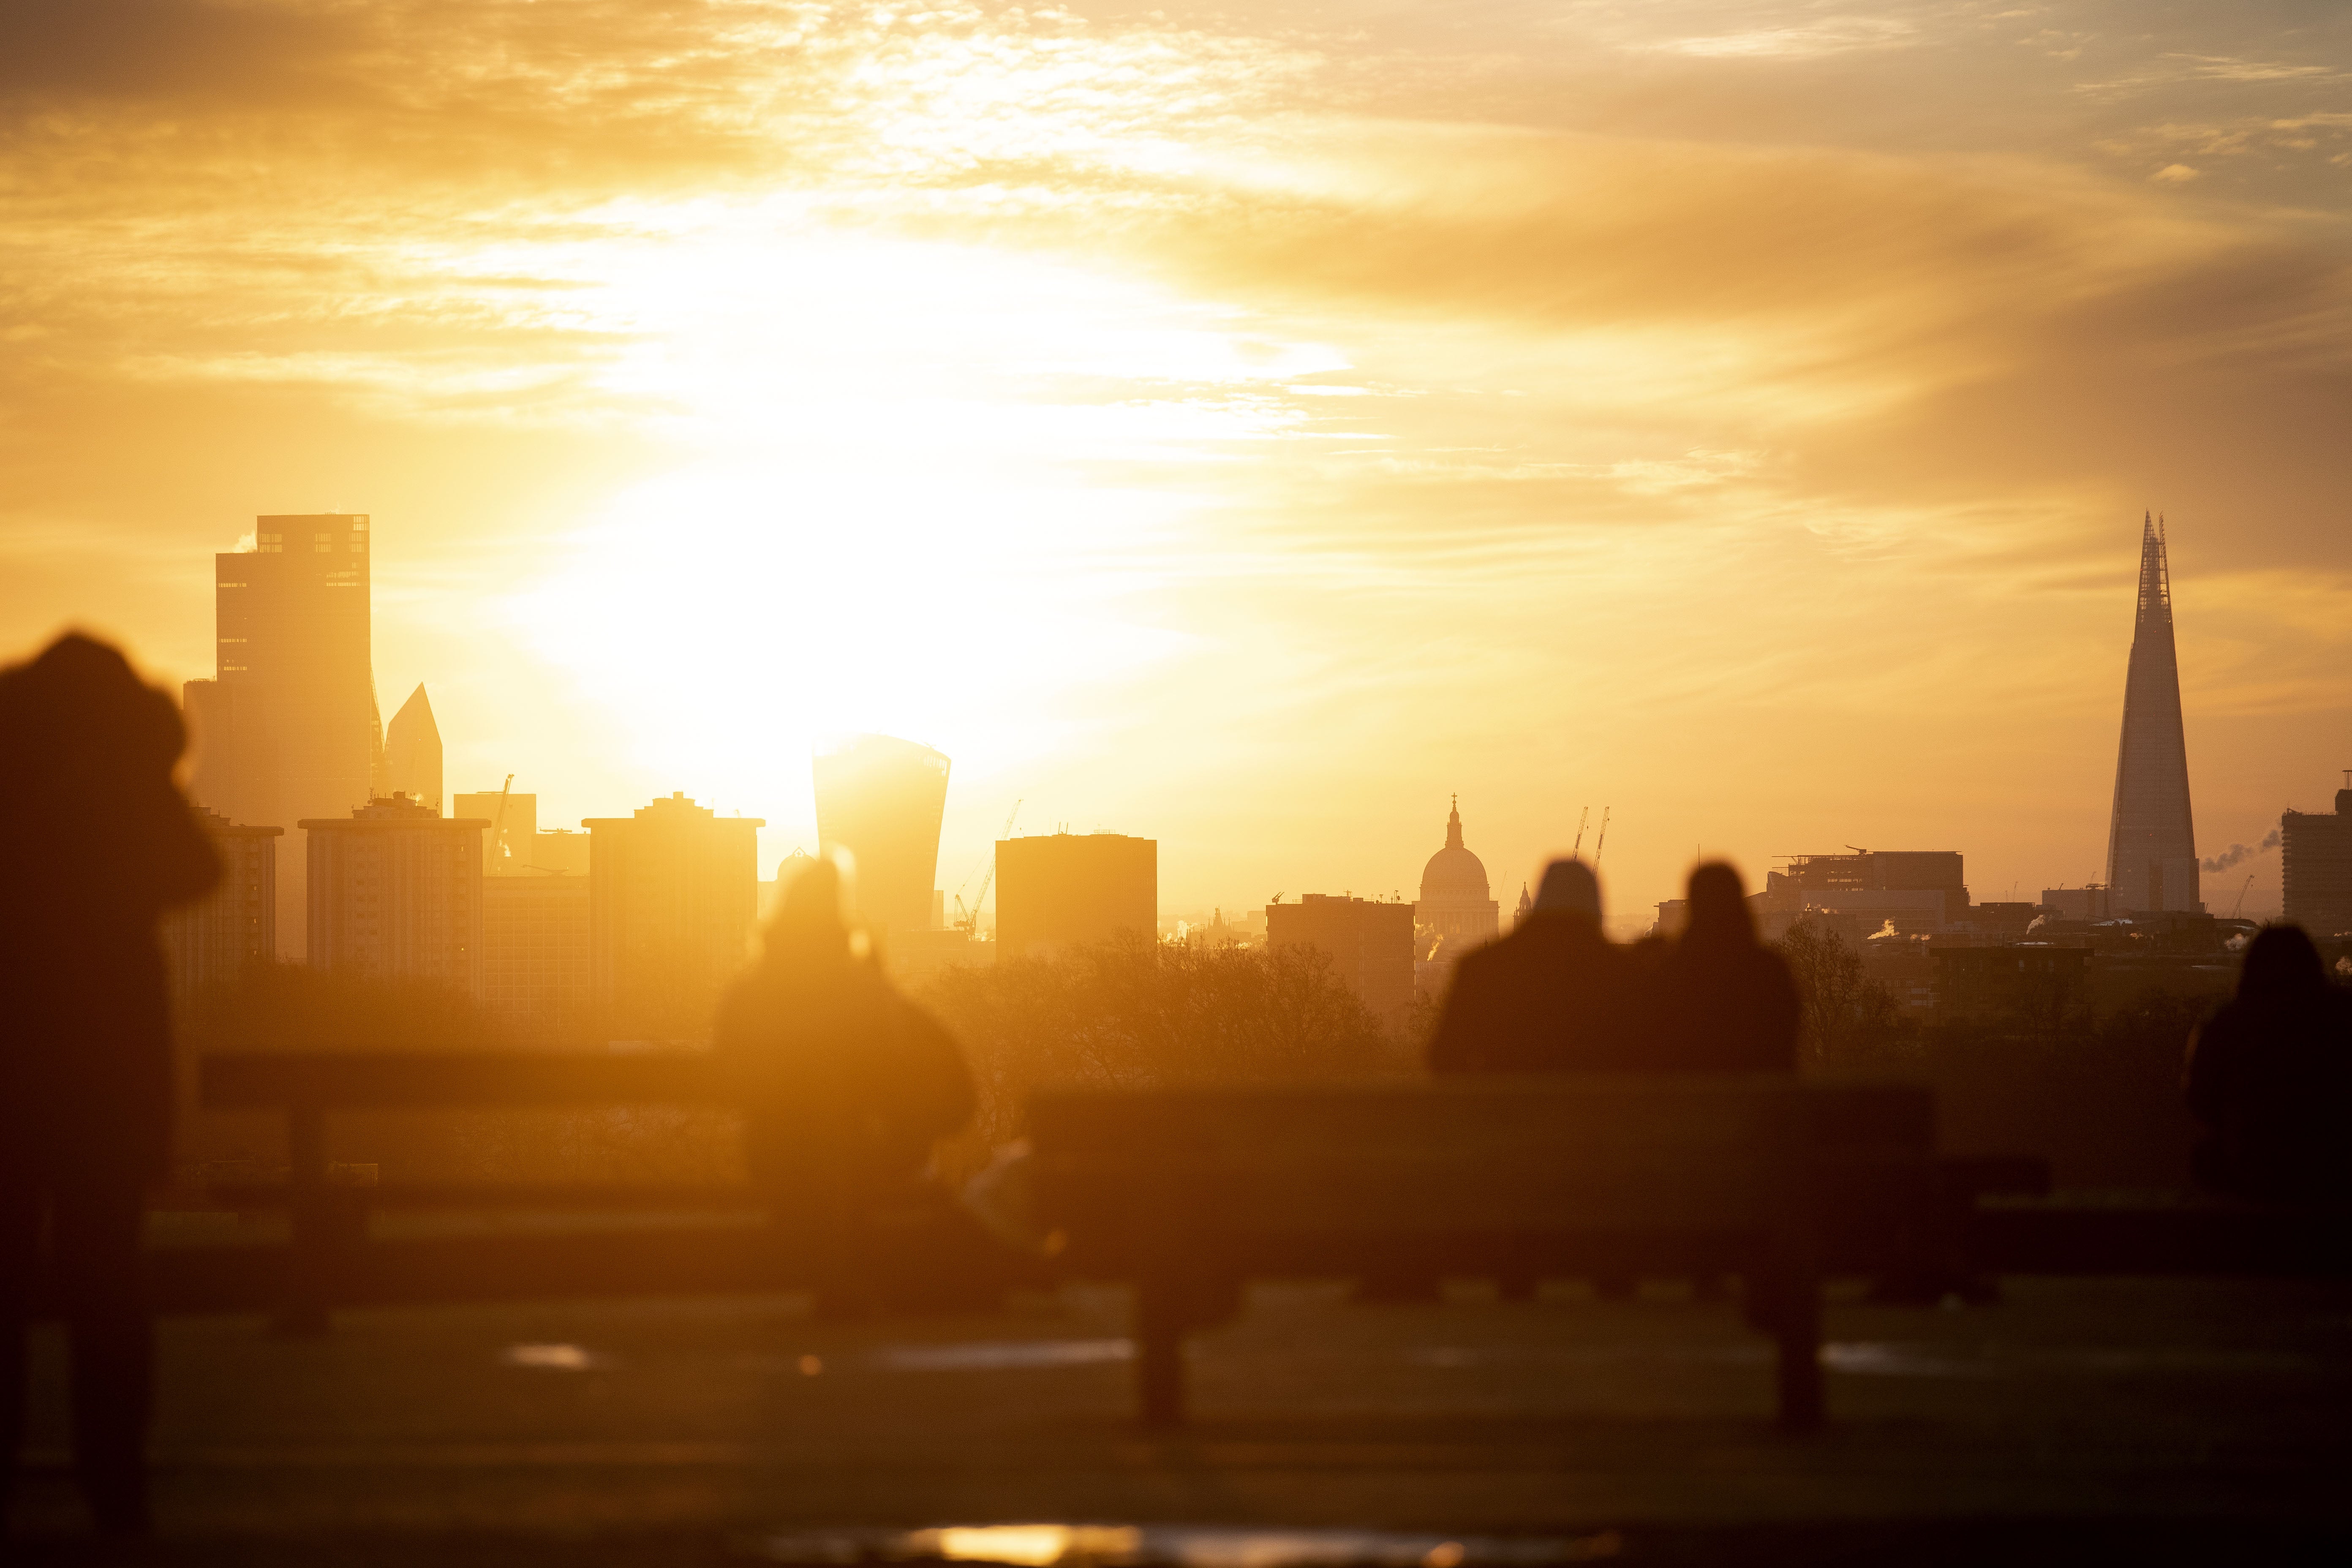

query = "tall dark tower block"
182;514;383;957
2104;515;2200;913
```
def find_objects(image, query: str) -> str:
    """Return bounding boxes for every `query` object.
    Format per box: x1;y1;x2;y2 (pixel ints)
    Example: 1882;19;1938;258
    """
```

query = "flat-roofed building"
996;831;1156;962
454;788;537;873
483;874;591;1041
2283;780;2352;939
301;793;486;994
1268;893;1417;1020
162;809;282;1002
585;792;762;1043
184;513;383;959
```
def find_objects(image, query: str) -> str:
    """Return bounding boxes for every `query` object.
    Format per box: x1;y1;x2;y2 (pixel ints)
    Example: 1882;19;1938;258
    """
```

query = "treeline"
1772;920;2214;1189
170;937;1413;1186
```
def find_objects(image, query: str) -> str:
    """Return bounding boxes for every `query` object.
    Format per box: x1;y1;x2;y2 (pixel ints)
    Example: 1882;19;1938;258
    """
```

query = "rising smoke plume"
2201;829;2280;874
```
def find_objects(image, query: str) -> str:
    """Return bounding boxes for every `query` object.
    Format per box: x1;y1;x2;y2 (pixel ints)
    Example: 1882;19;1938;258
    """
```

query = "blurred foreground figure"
2186;926;2352;1203
713;860;984;1313
0;634;218;1535
1656;863;1800;1073
1428;858;1644;1073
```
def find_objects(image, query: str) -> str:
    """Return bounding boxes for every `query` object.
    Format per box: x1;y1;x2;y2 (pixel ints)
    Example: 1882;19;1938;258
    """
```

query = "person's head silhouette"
1682;862;1755;947
766;856;850;961
0;632;185;808
2238;925;2324;1000
1531;858;1601;926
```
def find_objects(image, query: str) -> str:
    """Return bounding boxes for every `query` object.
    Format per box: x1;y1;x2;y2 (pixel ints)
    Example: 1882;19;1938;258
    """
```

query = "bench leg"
1772;1269;1823;1432
1135;1276;1188;1427
273;1105;332;1338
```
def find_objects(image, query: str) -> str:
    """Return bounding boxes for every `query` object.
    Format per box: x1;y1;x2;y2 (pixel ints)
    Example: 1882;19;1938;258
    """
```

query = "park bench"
1028;1076;1957;1431
196;1050;761;1331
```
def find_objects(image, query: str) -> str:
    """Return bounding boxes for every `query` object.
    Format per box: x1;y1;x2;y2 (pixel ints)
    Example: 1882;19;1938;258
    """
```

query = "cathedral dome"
1419;798;1492;906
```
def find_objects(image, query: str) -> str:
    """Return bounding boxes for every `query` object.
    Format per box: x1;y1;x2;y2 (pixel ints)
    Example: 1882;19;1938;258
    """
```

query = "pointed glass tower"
2105;515;2200;912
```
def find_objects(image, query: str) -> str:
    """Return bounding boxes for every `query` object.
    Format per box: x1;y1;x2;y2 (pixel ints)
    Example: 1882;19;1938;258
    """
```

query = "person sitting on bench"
2186;924;2352;1204
1427;857;1647;1074
713;858;978;1312
1655;862;1800;1074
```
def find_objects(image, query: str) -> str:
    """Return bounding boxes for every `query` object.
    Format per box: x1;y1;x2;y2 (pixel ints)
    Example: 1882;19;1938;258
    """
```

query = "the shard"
2105;514;2200;912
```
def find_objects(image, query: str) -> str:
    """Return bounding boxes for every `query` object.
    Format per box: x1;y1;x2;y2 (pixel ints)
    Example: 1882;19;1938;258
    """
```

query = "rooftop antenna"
1593;806;1612;866
1571;806;1590;858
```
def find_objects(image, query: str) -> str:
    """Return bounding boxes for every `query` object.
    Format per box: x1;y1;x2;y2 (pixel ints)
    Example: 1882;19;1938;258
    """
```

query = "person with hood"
1428;858;1647;1073
0;634;219;1535
1655;862;1801;1073
712;858;978;1312
2185;925;2352;1203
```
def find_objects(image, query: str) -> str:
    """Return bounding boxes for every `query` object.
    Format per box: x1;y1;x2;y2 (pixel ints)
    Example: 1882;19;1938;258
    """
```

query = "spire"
1445;795;1463;850
2107;516;2197;912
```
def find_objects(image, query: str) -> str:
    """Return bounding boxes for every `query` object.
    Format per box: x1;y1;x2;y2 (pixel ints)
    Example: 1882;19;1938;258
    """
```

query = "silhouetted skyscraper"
183;514;382;958
585;792;762;1043
2282;777;2352;939
384;683;442;812
812;735;950;934
302;793;486;994
2106;515;2200;913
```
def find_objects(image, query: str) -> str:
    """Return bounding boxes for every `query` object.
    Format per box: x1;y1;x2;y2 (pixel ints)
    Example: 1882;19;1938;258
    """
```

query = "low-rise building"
1268;893;1417;1020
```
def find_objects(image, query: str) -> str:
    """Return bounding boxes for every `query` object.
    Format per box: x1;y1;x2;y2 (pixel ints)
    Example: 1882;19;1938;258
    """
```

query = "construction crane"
1593;806;1612;866
486;774;515;870
952;799;1023;931
1571;807;1590;858
2230;874;2256;919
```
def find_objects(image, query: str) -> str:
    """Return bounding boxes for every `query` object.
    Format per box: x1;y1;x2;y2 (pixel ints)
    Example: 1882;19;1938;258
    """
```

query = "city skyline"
6;5;2348;927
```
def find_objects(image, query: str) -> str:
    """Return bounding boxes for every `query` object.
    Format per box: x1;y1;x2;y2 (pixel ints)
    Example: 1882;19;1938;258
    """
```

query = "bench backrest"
1031;1077;1829;1243
200;1051;726;1111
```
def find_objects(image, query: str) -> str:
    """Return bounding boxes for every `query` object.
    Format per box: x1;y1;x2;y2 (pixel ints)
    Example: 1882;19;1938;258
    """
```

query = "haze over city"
8;0;2350;921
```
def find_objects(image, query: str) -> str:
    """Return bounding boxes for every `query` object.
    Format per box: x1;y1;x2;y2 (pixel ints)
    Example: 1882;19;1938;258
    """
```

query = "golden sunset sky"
4;0;2347;928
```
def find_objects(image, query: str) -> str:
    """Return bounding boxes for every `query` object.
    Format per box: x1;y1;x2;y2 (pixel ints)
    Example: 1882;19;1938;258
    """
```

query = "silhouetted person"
713;860;979;1312
0;634;219;1535
1656;863;1800;1073
1428;858;1647;1073
2186;926;2352;1204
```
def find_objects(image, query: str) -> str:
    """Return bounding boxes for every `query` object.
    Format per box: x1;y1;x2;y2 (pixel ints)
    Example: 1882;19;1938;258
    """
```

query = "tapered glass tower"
2105;514;2200;912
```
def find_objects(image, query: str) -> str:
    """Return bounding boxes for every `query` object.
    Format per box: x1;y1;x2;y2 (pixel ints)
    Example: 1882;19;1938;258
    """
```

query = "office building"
996;832;1156;961
161;809;281;1002
585;792;763;1042
1416;797;1499;984
183;513;383;958
2282;777;2352;939
1763;849;1970;935
1268;894;1417;1020
454;787;535;872
301;793;486;994
383;684;442;812
2039;886;2112;923
812;734;950;935
482;874;592;1041
2105;515;2200;912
